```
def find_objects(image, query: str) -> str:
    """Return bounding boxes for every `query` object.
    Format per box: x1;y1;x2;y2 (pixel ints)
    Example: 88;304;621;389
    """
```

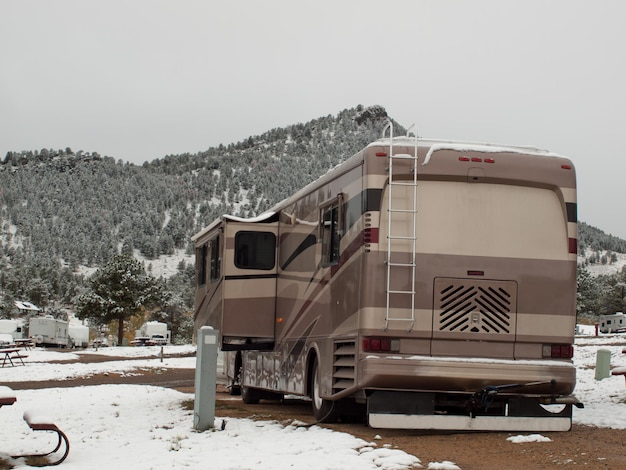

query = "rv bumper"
367;407;574;431
360;355;576;395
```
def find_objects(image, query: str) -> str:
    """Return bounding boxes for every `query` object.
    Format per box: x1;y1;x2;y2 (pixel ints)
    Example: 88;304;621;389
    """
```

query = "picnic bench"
0;385;17;408
14;338;35;350
13;411;71;466
0;347;28;367
1;386;70;466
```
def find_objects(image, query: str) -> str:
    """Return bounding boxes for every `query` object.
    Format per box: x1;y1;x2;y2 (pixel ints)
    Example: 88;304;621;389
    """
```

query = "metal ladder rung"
388;208;417;213
388;235;416;241
387;262;415;268
390;154;417;160
386;316;415;321
389;182;418;187
388;290;415;295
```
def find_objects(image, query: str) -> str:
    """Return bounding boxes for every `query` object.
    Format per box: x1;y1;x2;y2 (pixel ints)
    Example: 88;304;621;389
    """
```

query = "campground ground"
7;349;626;470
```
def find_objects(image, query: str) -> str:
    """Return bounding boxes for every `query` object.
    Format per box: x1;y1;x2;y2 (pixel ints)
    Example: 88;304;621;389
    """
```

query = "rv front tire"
241;386;261;405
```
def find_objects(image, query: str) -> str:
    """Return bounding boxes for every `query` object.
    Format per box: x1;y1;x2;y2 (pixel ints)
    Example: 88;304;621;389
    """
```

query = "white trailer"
0;319;26;340
135;321;171;345
29;316;69;348
599;312;626;334
68;324;90;348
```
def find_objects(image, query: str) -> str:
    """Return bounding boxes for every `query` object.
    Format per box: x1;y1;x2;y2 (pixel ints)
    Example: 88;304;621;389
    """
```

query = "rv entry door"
221;221;278;350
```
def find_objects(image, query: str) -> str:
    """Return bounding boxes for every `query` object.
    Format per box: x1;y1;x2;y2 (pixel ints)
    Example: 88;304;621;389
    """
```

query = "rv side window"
209;236;220;281
196;243;208;286
321;198;342;265
235;231;276;270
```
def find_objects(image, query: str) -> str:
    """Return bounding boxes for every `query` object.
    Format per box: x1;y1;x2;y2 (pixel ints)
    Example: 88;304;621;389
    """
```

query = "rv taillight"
467;270;485;276
376;152;388;157
362;337;399;353
544;344;574;359
561;164;572;170
568;238;578;254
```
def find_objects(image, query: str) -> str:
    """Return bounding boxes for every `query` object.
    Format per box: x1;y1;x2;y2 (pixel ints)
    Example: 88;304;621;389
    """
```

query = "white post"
595;349;611;380
193;327;218;431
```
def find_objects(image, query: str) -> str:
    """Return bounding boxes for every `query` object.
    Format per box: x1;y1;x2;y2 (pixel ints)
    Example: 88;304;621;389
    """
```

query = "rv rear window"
235;231;276;270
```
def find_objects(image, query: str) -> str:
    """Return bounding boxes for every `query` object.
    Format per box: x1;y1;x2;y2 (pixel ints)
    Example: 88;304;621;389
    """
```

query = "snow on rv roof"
192;211;277;242
368;137;562;165
222;212;276;224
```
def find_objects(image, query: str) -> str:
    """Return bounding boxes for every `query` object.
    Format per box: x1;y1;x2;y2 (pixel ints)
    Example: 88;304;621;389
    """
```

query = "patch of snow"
578;251;626;276
427;461;461;470
506;434;552;443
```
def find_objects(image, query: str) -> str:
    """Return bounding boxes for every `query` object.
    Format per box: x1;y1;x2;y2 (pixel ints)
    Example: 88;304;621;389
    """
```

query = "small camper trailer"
0;318;26;340
599;312;626;334
29;316;69;348
135;321;171;345
69;324;90;348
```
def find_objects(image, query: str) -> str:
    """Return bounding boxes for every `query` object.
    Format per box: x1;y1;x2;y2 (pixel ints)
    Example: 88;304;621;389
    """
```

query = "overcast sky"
1;1;625;238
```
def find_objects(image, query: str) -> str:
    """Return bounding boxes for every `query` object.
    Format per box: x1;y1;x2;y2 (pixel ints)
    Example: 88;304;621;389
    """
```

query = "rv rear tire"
311;358;340;423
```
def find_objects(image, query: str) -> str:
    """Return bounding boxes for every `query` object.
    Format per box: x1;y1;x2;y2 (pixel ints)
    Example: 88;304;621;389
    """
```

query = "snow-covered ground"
578;251;626;276
0;328;624;470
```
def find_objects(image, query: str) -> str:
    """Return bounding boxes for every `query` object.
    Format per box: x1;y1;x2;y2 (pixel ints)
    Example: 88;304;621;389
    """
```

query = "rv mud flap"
366;391;573;431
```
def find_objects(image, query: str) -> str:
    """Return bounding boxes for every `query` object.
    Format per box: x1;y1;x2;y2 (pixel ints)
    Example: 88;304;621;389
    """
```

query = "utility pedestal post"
595;348;611;380
194;326;218;431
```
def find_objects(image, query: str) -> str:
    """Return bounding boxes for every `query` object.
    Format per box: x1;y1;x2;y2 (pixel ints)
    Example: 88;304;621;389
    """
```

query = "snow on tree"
76;254;160;345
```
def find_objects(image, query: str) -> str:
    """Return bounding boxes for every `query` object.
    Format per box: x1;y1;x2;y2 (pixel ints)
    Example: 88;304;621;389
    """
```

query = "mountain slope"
0;105;396;307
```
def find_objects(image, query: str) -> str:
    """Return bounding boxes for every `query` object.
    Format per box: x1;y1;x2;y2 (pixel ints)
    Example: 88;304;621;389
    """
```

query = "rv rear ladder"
382;122;418;331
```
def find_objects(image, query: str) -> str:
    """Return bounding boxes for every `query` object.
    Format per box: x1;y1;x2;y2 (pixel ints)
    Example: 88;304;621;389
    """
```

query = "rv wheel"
311;358;340;423
241;386;261;405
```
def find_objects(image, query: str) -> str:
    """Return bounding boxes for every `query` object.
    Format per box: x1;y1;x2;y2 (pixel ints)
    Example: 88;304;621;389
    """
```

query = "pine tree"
76;254;160;344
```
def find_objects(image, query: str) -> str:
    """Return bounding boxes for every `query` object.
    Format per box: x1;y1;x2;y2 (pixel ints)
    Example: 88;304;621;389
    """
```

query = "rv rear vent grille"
332;341;356;394
434;278;517;334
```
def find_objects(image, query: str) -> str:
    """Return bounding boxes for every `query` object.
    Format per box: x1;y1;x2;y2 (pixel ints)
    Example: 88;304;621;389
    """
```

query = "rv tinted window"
209;236;220;281
235;231;276;270
196;243;208;286
321;201;341;265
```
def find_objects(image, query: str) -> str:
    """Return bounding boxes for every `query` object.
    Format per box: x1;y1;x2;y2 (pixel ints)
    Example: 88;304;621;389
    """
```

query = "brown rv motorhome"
193;123;581;431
